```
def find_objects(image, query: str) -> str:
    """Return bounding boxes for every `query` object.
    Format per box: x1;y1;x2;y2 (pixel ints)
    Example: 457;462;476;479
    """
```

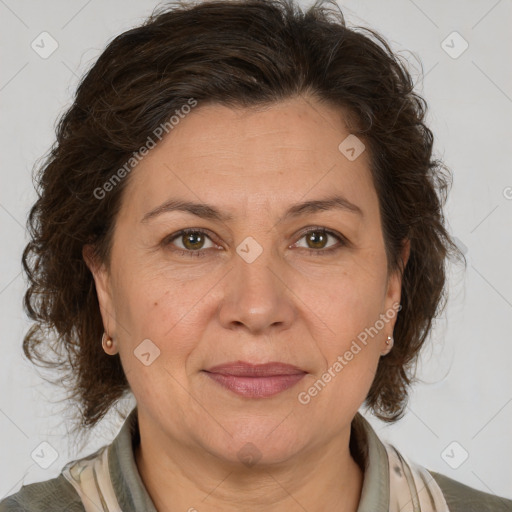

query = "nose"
217;239;296;335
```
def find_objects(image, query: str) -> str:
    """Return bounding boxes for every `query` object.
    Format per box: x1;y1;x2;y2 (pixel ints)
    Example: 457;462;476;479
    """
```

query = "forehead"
119;97;379;224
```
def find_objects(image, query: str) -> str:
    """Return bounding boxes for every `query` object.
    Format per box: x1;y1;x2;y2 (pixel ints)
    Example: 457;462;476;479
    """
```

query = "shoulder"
0;474;84;512
430;470;512;512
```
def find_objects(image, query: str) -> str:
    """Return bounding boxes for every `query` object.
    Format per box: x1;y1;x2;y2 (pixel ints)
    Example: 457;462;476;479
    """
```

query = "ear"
82;244;116;338
384;237;410;322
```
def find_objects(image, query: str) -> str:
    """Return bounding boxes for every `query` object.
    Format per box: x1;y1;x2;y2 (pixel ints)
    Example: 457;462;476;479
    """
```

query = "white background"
1;0;511;503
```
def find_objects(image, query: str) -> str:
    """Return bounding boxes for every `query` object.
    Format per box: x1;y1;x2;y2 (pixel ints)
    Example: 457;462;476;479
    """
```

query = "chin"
198;419;308;468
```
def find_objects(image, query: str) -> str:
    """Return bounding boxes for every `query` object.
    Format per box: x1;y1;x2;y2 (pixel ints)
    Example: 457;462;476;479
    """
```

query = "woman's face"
87;96;408;466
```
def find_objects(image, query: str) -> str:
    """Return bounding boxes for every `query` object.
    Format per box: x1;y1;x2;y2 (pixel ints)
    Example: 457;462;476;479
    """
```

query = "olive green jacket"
1;407;511;511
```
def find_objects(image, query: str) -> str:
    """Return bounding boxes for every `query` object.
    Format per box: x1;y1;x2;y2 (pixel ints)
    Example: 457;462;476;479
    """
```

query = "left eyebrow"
141;194;363;224
281;195;363;219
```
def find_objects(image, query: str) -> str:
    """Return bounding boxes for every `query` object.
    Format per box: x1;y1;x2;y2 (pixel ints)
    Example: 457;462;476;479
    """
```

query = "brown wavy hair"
21;0;465;446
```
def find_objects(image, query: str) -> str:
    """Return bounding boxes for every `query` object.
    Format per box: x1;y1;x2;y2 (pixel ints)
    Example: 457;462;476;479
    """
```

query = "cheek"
115;267;217;371
307;263;387;348
299;265;387;411
114;276;202;403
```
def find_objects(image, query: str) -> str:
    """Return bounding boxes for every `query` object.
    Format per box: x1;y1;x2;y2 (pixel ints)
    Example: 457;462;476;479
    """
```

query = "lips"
203;361;306;398
204;361;306;377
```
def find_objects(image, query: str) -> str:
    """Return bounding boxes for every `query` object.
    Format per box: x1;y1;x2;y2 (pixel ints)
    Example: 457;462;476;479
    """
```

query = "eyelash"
163;227;348;258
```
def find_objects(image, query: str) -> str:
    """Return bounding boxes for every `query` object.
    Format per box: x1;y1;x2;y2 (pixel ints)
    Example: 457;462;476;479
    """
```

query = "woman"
1;0;511;510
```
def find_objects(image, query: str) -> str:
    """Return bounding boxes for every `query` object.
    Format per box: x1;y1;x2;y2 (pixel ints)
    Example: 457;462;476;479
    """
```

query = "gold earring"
102;332;114;352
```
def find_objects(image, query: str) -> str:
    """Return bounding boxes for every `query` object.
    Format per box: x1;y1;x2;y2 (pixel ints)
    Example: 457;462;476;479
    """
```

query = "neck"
134;418;364;512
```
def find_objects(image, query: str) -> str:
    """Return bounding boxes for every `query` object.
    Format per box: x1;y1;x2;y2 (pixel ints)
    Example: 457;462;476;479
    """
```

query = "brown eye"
181;231;207;251
164;229;217;257
305;230;329;249
293;228;346;254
